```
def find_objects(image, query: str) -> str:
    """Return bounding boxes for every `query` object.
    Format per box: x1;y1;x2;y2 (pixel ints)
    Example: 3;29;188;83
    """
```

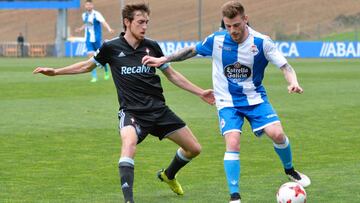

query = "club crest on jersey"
250;44;259;55
224;62;252;83
220;118;226;129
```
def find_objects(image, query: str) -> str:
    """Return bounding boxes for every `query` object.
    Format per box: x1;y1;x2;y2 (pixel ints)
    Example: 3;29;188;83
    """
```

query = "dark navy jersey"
93;33;169;112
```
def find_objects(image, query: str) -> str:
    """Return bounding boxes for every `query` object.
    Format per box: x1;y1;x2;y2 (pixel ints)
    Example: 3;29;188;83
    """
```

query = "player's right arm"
33;58;97;76
143;33;215;67
142;46;198;67
75;24;85;33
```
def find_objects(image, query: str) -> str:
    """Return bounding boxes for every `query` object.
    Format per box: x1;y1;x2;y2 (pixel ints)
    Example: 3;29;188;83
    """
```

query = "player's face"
223;14;249;43
126;11;149;41
84;2;93;12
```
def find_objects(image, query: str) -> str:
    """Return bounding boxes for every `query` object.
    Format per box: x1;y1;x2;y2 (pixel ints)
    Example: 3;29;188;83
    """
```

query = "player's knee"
186;142;201;157
190;142;201;157
227;143;240;152
225;134;240;151
272;132;286;144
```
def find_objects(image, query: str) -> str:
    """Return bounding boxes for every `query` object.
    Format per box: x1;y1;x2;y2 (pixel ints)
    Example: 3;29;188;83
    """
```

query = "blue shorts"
218;101;280;136
86;41;102;53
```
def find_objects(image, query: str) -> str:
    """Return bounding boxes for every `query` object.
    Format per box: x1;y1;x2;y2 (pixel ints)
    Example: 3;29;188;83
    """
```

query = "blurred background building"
1;0;360;57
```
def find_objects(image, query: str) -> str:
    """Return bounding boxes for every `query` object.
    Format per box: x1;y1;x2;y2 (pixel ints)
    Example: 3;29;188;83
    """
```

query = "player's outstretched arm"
75;25;85;33
142;46;198;67
33;58;97;76
162;66;215;105
101;21;114;33
280;63;303;94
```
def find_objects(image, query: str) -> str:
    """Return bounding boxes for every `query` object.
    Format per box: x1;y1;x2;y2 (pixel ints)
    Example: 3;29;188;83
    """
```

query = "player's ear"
243;15;249;24
124;18;131;29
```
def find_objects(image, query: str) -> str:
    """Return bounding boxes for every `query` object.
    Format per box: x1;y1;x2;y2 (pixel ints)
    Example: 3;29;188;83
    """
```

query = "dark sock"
230;192;241;200
285;167;301;180
165;149;190;180
119;162;134;203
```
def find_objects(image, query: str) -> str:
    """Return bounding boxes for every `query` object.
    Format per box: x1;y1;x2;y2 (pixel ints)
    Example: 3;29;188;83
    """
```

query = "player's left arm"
97;12;114;33
161;66;215;105
263;37;303;94
280;63;303;94
101;21;114;33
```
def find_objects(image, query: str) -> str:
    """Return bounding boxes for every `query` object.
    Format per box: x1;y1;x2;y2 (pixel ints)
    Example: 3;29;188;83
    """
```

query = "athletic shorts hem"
222;129;242;136
163;125;187;139
253;120;280;136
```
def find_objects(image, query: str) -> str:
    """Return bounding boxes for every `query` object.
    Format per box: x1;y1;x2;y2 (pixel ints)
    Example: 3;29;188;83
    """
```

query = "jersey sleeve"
81;13;86;22
95;11;105;23
195;33;215;57
153;41;170;70
263;37;287;68
92;42;110;66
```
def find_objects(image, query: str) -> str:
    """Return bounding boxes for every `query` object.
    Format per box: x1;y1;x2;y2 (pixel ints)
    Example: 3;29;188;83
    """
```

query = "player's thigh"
263;122;286;143
118;110;149;144
119;126;138;157
167;126;201;154
246;101;280;136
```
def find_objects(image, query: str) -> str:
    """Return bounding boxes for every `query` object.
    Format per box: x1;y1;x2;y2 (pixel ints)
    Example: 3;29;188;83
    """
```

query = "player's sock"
104;64;109;72
165;148;191;180
91;69;97;80
224;151;240;195
104;64;110;80
119;157;134;203
273;136;293;169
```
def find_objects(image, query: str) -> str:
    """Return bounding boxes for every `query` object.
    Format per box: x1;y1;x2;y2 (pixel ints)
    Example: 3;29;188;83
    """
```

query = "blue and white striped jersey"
82;10;105;43
196;26;287;110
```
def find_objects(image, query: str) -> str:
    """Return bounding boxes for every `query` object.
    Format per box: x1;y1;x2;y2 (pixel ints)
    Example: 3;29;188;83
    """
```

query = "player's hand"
142;56;167;67
287;83;303;94
200;89;215;105
75;27;83;33
108;28;115;34
33;67;56;76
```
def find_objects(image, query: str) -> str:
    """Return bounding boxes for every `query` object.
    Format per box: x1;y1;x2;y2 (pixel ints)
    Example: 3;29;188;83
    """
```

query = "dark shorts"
118;106;186;144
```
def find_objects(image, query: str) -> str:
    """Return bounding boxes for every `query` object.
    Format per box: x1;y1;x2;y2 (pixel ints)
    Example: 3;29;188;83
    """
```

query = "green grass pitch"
1;57;359;202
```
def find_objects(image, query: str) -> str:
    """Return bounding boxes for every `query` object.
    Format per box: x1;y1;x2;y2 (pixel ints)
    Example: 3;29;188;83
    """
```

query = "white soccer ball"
276;182;307;203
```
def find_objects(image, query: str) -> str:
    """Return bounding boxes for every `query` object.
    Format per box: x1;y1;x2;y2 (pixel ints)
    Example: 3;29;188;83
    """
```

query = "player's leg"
166;126;201;178
86;42;97;82
219;107;243;203
264;123;311;187
119;126;137;203
95;40;110;80
248;101;310;187
154;126;199;195
264;122;292;168
117;110;148;203
149;107;198;195
224;131;241;203
104;64;110;80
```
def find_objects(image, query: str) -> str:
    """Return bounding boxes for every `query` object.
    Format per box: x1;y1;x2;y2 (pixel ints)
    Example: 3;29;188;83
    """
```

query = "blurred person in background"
17;32;25;57
76;0;114;82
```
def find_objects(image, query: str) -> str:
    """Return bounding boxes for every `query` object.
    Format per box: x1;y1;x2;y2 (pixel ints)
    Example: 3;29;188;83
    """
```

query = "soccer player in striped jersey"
142;1;311;202
75;0;114;82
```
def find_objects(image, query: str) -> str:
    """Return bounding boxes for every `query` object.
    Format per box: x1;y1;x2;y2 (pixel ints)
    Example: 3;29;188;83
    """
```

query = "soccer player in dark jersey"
33;3;214;203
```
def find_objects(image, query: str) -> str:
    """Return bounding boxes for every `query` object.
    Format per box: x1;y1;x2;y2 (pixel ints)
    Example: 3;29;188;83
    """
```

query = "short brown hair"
221;1;245;19
122;3;150;31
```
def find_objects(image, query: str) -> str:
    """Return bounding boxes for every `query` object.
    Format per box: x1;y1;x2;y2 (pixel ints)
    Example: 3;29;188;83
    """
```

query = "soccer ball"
276;182;307;203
